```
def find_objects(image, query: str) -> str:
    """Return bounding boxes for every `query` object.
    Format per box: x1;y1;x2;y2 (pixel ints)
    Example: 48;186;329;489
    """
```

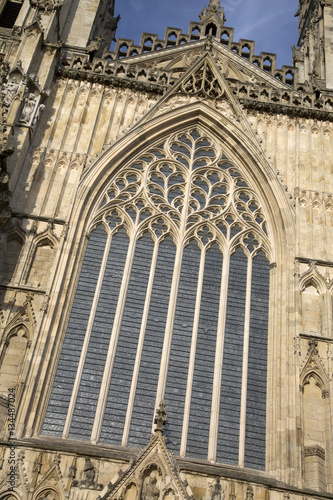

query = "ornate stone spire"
207;0;221;14
199;0;226;26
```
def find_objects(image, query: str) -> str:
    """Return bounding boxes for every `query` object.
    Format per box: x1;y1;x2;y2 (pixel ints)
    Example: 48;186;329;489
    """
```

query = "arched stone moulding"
18;102;296;481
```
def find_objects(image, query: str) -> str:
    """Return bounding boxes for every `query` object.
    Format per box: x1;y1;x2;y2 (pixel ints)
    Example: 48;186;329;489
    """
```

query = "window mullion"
239;254;253;466
153;241;184;427
180;245;206;457
121;240;160;446
62;230;112;439
208;250;230;462
90;234;137;444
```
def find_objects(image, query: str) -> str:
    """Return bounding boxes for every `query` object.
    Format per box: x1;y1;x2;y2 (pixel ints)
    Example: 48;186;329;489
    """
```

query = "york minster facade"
0;0;333;499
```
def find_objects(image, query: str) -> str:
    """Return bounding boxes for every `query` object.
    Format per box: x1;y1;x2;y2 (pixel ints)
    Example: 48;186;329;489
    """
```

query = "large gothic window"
43;128;271;471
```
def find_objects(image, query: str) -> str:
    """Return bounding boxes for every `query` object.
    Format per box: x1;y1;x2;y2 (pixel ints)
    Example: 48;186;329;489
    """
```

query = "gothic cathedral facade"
0;0;333;499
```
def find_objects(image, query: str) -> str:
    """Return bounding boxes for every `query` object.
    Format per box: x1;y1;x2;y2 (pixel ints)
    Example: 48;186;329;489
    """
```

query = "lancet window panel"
42;128;272;470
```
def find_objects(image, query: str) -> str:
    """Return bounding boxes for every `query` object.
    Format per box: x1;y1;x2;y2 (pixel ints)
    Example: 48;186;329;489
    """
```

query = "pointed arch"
299;264;327;295
25;229;58;289
0;224;26;283
75;102;294;262
26;102;295;478
299;264;327;335
300;344;330;490
0;492;23;500
31;463;65;500
0;324;30;397
300;345;330;398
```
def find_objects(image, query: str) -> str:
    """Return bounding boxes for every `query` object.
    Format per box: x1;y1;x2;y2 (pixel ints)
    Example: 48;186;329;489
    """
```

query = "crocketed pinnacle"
200;0;226;23
207;0;221;14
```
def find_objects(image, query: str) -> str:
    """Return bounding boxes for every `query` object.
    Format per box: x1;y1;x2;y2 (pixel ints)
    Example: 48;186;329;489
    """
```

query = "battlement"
106;21;296;87
58;48;333;122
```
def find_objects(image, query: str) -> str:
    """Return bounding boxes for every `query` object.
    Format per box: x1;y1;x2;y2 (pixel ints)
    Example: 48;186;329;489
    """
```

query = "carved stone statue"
21;93;37;123
142;473;159;500
72;456;103;490
210;478;223;500
33;103;45;126
83;457;96;484
2;77;20;107
86;35;105;54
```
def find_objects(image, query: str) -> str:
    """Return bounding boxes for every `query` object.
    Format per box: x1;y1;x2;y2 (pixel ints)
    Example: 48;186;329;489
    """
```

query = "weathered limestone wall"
9;82;157;219
1;80;332;490
0;444;332;500
1;0;333;494
246;111;333;262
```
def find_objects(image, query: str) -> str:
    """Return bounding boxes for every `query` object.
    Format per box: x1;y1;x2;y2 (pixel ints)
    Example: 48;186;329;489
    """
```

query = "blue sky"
114;0;299;68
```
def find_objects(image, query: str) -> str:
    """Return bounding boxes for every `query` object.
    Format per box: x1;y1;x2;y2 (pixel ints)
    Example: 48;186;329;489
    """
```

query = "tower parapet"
295;0;333;90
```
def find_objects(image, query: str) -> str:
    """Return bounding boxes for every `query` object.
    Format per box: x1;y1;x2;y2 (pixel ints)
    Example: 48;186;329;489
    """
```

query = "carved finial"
154;400;167;434
200;0;226;23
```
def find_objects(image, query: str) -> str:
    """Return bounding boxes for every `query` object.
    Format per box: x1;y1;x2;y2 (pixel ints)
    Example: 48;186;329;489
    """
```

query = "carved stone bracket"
304;445;325;460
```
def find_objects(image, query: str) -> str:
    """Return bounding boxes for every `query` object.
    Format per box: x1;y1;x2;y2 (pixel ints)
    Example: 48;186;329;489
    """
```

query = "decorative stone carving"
209;479;224;500
72;457;103;490
86;35;105;60
33;103;45;127
154;400;167;434
142;472;160;500
304;445;325;460
98;428;192;500
2;78;20;108
20;93;37;124
300;340;330;398
30;0;64;11
246;486;254;500
182;60;224;100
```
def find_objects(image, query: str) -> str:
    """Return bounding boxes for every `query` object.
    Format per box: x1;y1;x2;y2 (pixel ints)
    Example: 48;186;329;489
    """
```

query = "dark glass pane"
69;228;129;440
244;251;269;470
100;233;154;444
128;237;176;448
0;0;22;29
217;247;247;465
42;226;107;436
164;241;201;454
187;243;222;460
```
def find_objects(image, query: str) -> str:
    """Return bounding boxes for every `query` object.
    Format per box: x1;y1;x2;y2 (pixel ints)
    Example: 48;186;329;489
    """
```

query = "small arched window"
205;22;217;37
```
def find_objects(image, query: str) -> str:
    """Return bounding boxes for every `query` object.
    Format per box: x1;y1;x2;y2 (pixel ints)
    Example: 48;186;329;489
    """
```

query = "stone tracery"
43;127;271;470
92;128;269;254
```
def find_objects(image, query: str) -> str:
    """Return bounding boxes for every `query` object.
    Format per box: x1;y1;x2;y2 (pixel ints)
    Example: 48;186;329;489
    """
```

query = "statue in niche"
72;457;102;490
2;77;20;107
21;93;36;123
32;103;45;127
83;457;96;484
142;472;160;500
210;478;223;500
